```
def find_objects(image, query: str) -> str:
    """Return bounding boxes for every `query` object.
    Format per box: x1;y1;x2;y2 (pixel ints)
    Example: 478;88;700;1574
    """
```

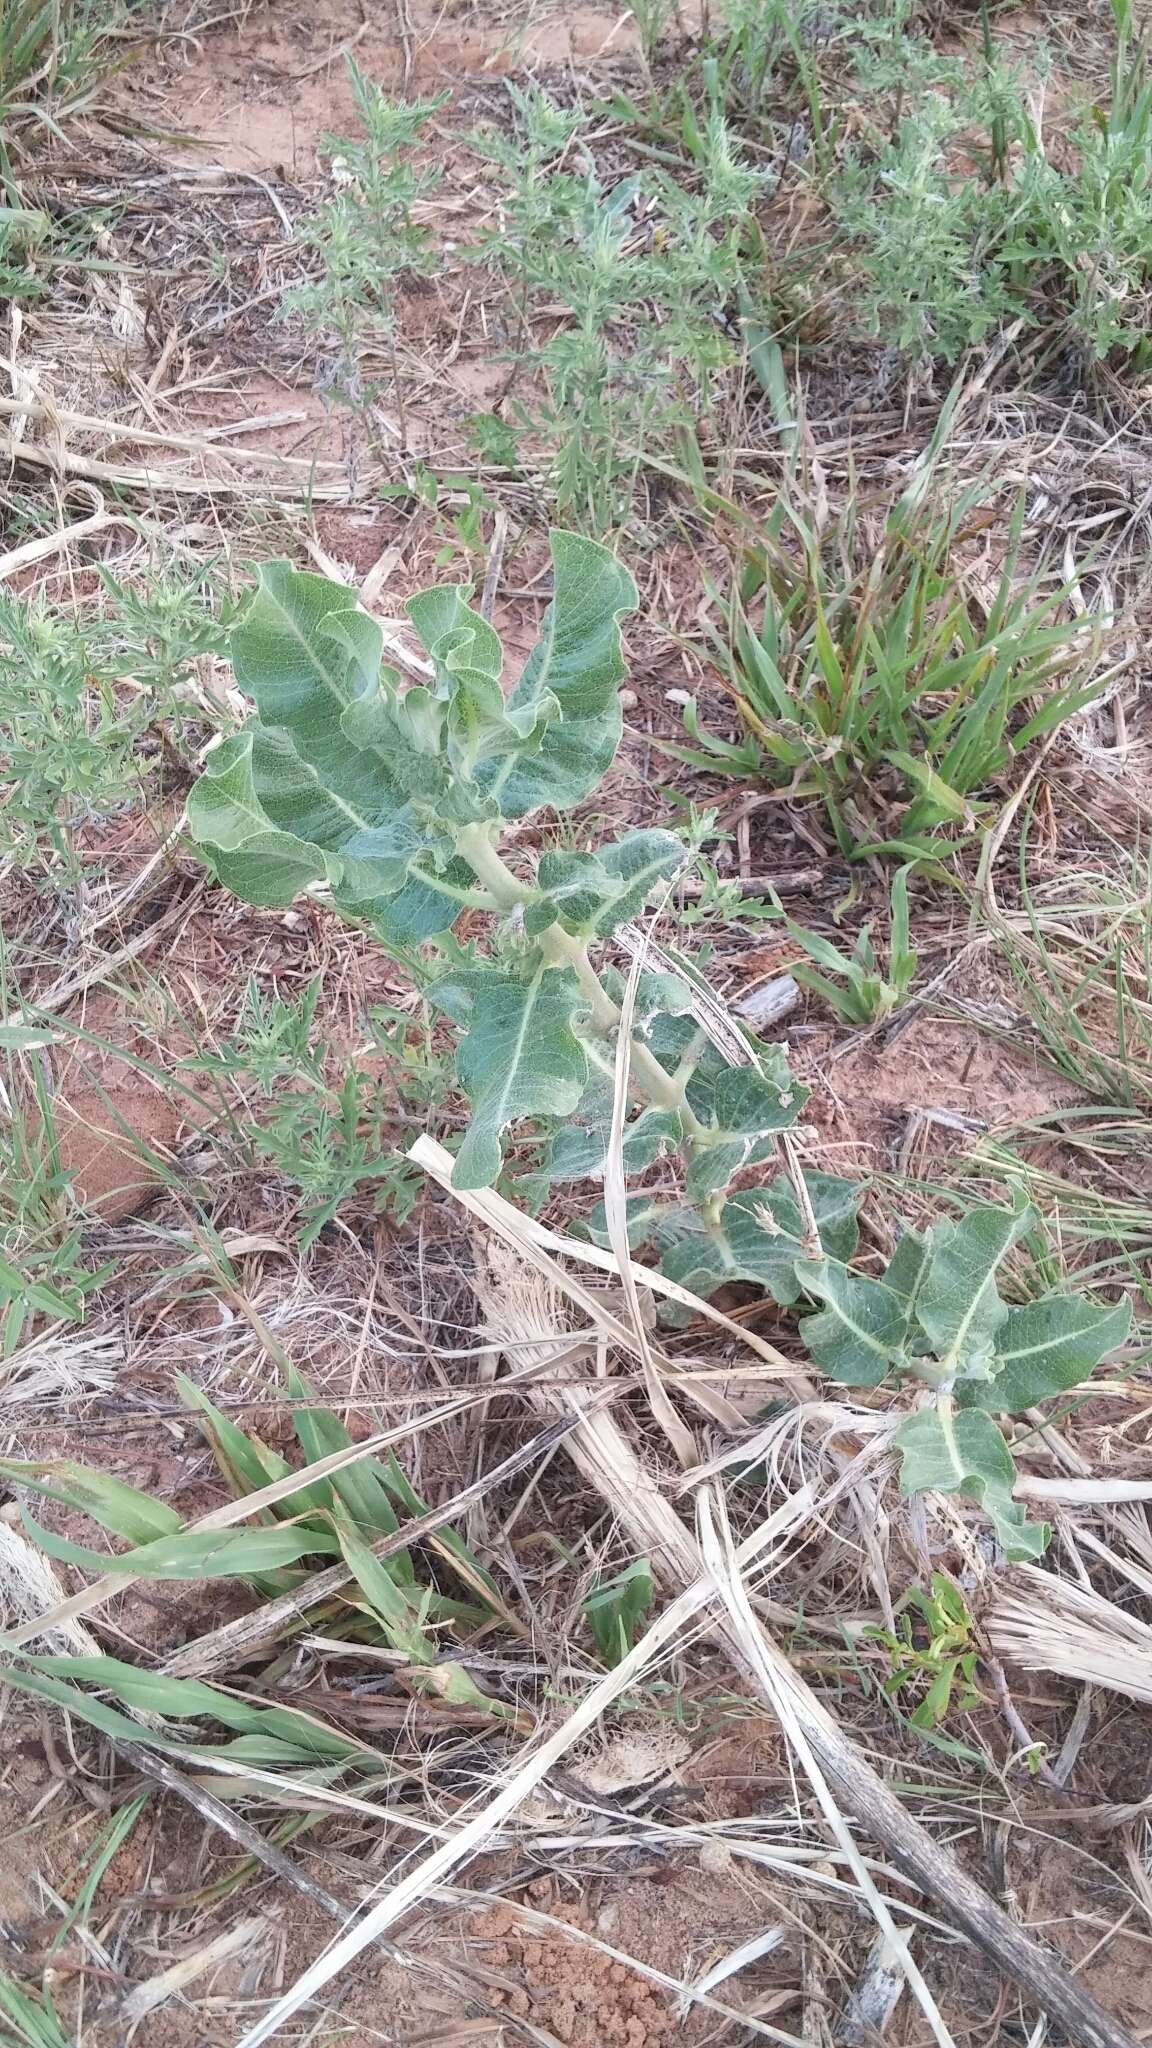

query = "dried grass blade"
408;1134;800;1385
603;928;696;1467
231;1499;814;2048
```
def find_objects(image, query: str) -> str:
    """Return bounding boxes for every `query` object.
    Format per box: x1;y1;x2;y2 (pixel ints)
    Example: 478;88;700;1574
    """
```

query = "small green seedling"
867;1572;982;1729
786;865;917;1026
584;1557;654;1665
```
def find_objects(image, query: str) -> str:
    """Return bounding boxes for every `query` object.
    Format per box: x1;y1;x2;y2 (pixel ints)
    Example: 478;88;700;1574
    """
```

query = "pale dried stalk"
988;1564;1152;1705
232;1484;819;2048
461;1227;1137;2048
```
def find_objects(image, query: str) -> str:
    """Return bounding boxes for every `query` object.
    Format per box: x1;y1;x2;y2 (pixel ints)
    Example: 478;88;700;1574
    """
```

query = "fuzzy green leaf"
538;1098;681;1184
967;1294;1131;1412
428;960;588;1187
893;1406;1049;1560
656;1173;861;1307
913;1202;1036;1383
190;536;638;921
527;830;685;938
796;1260;913;1386
477;531;638;816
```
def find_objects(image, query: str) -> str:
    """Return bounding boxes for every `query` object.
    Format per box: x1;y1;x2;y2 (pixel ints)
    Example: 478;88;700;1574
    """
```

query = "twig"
480;506;509;624
116;1741;362;1929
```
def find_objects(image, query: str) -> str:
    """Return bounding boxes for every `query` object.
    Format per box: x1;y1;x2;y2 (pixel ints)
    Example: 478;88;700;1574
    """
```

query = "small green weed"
866;1573;982;1730
472;82;769;530
282;59;446;446
584;1557;654;1665
784;866;917;1025
830;0;1152;365
0;996;107;1354
0;564;223;877
182;977;437;1243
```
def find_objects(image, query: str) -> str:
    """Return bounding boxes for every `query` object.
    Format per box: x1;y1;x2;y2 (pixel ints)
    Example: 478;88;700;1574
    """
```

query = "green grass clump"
678;474;1101;859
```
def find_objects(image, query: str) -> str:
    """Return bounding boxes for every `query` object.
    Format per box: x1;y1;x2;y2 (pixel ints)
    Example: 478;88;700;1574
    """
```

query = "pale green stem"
454;821;707;1127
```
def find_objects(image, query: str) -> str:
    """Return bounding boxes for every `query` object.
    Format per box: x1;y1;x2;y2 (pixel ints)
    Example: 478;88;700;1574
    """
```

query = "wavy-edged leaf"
796;1260;911;1386
683;1061;811;1200
656;1172;861;1307
527;830;685;938
429;960;588;1188
913;1202;1036;1383
478;532;638;816
231;560;383;748
407;584;547;774
539;1099;682;1185
894;1406;1048;1560
965;1294;1132;1412
365;858;480;943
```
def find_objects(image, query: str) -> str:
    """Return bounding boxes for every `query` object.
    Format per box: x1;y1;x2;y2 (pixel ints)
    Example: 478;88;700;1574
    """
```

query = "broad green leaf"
365;858;479;943
406;584;548;776
539;1098;681;1184
796;1260;911;1386
23;1514;338;1579
478;532;638;816
527;830;684;938
913;1203;1036;1383
189;724;444;912
586;1191;675;1251
429;960;588;1188
657;1173;861;1307
894;1406;1049;1560
881;1227;931;1309
683;1062;810;1199
0;1459;182;1546
964;1294;1131;1412
231;560;384;751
